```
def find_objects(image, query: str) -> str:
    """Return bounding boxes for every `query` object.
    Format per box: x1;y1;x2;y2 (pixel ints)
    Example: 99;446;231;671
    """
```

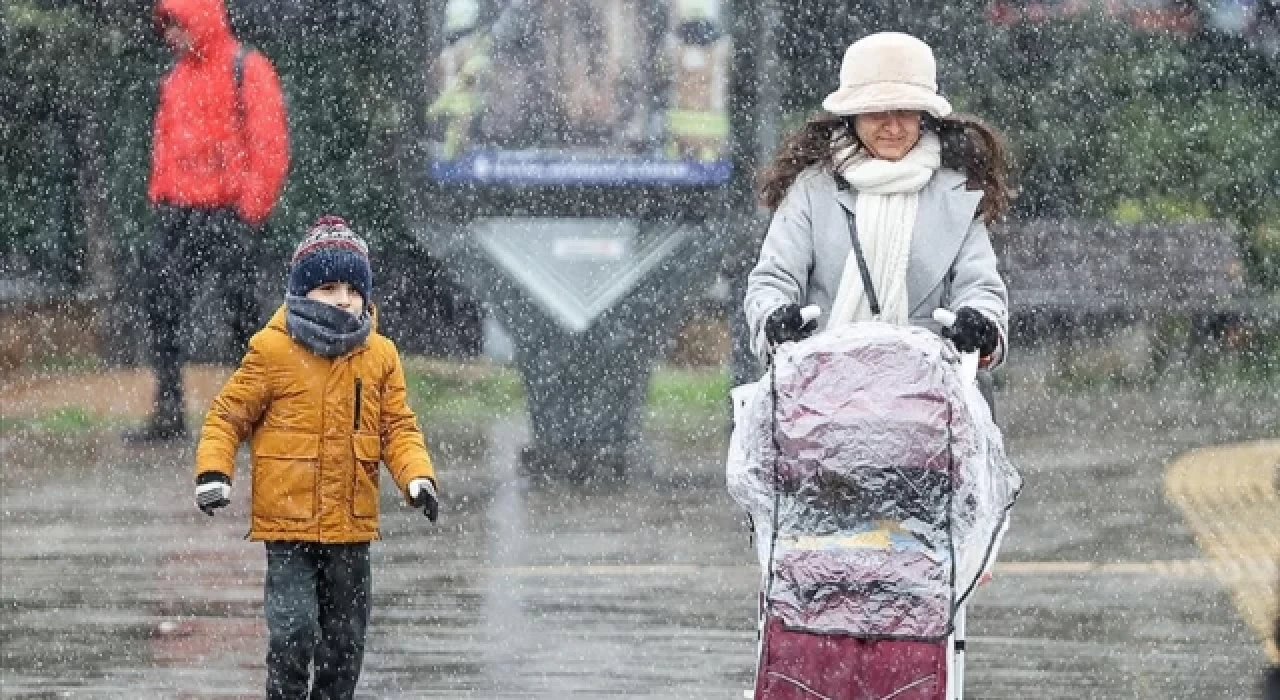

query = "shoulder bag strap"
835;175;881;318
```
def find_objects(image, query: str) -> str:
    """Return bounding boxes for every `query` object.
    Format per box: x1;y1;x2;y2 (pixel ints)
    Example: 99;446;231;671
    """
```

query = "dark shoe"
122;419;189;445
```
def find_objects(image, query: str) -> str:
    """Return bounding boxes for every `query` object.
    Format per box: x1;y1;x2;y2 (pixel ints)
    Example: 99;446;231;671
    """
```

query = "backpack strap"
233;45;250;129
834;174;882;319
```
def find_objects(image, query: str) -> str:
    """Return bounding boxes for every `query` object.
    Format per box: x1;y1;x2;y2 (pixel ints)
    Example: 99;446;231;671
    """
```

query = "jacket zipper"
353;377;363;431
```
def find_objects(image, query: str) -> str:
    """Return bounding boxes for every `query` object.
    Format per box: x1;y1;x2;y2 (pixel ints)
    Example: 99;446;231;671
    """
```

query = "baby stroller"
727;320;1020;700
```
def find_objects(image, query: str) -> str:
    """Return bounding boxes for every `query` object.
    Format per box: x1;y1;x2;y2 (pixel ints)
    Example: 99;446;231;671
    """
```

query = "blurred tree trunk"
77;109;123;361
391;0;448;232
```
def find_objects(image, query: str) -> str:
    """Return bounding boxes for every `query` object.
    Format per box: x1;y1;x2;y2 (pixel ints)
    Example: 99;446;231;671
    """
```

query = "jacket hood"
155;0;234;57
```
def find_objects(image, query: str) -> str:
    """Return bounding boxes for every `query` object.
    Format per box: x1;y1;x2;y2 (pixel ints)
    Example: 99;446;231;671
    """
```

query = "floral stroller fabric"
728;323;1021;699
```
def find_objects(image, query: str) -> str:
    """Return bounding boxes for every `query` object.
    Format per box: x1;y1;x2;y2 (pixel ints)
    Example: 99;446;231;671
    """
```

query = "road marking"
1165;440;1280;664
481;557;1275;579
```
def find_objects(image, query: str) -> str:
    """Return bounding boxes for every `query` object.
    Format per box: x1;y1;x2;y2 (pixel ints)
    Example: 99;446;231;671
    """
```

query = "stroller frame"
737;327;1010;700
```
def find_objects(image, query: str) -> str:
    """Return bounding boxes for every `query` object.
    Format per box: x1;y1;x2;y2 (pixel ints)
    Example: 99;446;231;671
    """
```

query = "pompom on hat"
822;32;952;118
287;215;372;302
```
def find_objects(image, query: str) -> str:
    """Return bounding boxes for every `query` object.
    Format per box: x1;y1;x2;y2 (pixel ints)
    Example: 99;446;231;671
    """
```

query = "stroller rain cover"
728;322;1021;639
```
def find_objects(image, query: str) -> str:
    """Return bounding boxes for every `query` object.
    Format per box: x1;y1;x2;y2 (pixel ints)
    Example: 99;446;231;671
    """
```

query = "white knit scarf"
828;131;941;327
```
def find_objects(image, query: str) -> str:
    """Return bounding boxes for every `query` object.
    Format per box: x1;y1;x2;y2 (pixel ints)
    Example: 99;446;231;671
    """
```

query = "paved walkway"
1;363;1278;698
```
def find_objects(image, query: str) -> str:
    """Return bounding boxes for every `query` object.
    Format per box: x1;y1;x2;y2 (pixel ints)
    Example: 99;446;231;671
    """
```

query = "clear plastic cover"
728;322;1021;639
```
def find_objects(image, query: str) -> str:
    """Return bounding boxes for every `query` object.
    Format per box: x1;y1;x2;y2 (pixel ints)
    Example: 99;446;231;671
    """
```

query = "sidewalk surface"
2;360;1278;698
1165;440;1279;664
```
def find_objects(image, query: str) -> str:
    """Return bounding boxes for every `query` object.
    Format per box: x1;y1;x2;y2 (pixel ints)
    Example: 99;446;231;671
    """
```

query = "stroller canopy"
728;323;1021;639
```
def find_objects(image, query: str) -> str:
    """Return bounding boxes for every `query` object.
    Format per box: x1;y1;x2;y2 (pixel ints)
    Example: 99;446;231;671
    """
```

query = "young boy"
194;215;439;699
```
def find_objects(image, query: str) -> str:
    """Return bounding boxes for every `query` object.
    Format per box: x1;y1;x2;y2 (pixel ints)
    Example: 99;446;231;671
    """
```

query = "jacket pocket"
251;431;320;520
352;432;382;518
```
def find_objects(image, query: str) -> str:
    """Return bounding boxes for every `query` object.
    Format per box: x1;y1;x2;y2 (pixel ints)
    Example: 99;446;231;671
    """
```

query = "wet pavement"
2;353;1278;698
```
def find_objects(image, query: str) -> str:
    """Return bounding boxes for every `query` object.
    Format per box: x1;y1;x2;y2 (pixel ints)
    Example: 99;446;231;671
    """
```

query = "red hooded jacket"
149;0;289;225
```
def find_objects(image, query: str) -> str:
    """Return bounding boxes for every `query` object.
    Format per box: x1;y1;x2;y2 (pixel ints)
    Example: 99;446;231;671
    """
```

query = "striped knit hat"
287;216;372;302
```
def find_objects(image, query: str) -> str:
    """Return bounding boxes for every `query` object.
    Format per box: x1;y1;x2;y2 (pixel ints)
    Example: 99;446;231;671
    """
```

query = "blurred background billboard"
424;0;732;186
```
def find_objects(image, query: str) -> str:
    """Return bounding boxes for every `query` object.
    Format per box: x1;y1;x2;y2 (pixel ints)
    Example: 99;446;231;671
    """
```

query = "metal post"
949;603;967;699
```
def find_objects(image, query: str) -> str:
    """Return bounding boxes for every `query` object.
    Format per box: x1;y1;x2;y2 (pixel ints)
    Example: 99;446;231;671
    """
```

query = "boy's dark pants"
264;542;371;700
141;205;261;433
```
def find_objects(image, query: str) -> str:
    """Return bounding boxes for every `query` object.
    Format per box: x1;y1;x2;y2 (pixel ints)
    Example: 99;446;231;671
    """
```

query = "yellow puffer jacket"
195;305;436;543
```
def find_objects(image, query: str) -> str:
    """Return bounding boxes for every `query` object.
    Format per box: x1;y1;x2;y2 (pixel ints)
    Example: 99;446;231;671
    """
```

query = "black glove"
408;478;439;523
942;308;999;357
195;472;231;516
764;304;818;347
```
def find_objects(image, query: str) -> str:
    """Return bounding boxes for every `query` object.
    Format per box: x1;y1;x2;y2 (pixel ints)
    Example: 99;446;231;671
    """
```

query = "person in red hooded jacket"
128;0;289;442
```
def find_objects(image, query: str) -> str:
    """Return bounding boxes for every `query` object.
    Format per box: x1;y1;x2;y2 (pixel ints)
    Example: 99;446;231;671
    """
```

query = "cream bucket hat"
822;32;952;118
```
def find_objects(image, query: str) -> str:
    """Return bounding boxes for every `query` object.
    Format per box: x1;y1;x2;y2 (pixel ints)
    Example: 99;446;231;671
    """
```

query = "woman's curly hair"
757;111;1014;224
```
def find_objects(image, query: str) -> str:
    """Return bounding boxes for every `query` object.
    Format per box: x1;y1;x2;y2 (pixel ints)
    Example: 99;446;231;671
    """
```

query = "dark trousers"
264;542;371;700
142;205;261;430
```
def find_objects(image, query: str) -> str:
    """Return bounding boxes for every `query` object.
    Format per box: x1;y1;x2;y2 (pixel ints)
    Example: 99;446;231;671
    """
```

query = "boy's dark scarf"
285;295;372;358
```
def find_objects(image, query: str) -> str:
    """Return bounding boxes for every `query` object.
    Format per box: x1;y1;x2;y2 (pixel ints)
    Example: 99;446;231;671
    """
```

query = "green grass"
401;362;732;437
404;362;732;411
643;367;731;444
0;364;732;440
403;366;525;421
0;407;105;436
647;367;731;416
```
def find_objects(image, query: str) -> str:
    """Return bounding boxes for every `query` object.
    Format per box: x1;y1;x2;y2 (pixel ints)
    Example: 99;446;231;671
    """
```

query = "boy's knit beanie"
287;216;372;302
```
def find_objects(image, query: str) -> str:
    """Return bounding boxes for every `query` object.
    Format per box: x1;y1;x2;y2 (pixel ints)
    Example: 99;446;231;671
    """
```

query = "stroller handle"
932;308;980;384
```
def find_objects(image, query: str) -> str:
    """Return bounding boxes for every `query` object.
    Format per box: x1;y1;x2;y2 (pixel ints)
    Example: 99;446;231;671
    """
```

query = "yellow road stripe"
1166;440;1280;663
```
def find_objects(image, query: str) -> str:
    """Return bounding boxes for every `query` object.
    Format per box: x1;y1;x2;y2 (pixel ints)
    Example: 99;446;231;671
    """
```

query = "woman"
745;31;1013;370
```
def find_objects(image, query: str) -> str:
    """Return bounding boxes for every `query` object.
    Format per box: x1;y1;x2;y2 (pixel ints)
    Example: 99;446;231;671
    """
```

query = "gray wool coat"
745;166;1009;365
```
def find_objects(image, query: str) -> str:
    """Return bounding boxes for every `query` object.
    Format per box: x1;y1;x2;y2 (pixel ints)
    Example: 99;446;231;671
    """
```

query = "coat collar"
830;168;982;314
906;170;983;313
